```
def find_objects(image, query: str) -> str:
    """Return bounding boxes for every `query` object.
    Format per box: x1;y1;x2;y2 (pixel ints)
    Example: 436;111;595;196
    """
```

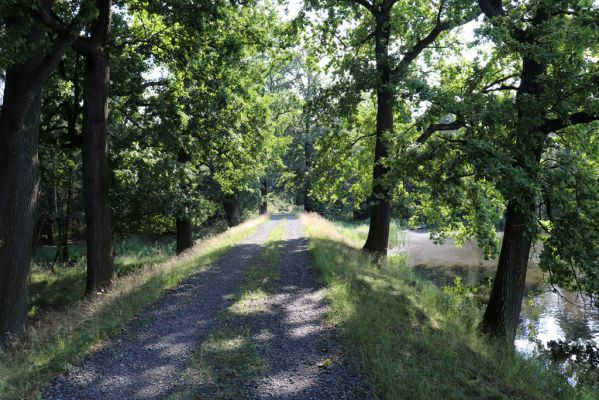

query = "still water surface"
392;231;599;356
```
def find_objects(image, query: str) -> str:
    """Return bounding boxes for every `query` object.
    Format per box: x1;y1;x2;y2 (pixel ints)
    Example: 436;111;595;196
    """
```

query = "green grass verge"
301;213;596;400
334;219;407;250
0;216;267;400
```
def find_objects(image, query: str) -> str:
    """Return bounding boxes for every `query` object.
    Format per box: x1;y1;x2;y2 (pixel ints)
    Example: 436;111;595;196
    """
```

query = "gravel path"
43;217;281;400
240;215;369;400
43;214;368;399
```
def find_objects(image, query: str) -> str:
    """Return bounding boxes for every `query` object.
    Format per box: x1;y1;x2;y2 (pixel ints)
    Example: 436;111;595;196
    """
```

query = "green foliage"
108;0;293;229
539;124;599;294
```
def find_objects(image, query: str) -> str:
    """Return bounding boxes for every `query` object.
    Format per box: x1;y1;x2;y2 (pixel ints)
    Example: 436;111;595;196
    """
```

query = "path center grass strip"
227;219;287;317
0;216;267;400
300;213;594;400
171;218;288;399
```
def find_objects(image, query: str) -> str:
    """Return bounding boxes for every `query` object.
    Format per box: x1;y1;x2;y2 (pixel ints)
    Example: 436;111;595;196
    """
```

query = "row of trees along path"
324;0;599;340
1;0;598;354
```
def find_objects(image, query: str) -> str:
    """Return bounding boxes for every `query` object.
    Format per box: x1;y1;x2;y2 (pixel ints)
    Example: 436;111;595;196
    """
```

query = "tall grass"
0;215;267;400
301;213;595;400
334;219;407;250
29;237;175;315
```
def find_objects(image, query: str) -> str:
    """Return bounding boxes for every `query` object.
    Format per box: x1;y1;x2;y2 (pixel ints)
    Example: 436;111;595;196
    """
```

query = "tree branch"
393;21;450;78
541;112;598;134
416;119;465;144
478;0;504;18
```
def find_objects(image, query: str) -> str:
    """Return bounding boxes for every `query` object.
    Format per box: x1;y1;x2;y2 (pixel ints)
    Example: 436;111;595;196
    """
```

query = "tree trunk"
0;7;78;340
363;10;392;256
0;61;43;341
303;192;313;212
176;218;194;255
479;12;548;337
82;0;114;296
259;185;268;215
479;201;534;338
224;197;241;227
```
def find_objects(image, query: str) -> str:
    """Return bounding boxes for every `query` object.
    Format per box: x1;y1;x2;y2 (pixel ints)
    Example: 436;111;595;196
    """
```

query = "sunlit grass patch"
226;220;287;317
300;213;593;400
333;218;406;249
169;327;264;400
0;215;267;400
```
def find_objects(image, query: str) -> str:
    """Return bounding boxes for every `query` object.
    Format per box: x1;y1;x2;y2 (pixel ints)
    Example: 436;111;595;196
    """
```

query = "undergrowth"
0;215;267;400
29;237;175;315
300;213;595;400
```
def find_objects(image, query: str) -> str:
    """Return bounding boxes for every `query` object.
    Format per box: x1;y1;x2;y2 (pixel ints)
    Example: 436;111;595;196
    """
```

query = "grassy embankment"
170;219;288;399
301;213;595;400
0;215;267;400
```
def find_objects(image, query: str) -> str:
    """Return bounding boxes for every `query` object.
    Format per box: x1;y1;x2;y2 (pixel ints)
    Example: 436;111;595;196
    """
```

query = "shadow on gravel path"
241;215;370;399
43;218;282;400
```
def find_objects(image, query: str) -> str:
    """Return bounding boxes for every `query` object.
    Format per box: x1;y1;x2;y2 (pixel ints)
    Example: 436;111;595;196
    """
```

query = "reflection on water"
393;230;599;385
516;290;599;356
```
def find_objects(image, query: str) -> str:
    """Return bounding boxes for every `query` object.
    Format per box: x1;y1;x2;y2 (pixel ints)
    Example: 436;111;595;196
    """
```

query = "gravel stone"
43;218;280;400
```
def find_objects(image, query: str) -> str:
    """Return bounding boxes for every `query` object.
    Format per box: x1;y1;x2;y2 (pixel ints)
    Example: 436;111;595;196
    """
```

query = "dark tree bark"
176;151;193;254
80;0;114;296
224;196;241;227
479;2;548;338
363;9;393;256
259;185;268;215
479;201;536;338
0;62;43;341
176;218;194;255
303;192;314;212
0;5;84;341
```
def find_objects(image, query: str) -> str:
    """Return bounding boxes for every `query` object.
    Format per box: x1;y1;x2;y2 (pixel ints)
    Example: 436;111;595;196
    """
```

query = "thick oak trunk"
0;3;83;341
479;27;547;337
0;63;43;341
363;12;392;256
479;201;533;338
224;197;241;227
82;2;114;295
176;218;194;255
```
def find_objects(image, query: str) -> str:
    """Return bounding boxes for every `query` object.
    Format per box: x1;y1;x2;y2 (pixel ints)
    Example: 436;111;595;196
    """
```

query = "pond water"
391;231;599;383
